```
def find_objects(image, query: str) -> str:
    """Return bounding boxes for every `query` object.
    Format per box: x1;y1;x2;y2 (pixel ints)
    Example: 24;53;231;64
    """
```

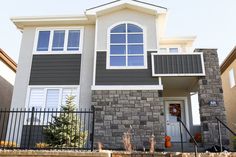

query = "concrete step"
164;142;205;152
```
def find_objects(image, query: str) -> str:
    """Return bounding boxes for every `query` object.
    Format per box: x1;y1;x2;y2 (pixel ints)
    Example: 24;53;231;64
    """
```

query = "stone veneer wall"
195;49;229;148
92;90;165;150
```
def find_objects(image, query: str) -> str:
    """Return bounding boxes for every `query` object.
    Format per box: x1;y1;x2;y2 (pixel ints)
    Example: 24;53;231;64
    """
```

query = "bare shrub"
123;128;132;152
149;134;156;154
97;142;103;152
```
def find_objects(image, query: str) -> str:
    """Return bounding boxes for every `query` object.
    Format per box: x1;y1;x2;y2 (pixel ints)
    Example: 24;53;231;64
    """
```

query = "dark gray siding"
96;51;159;85
153;54;203;75
29;54;81;85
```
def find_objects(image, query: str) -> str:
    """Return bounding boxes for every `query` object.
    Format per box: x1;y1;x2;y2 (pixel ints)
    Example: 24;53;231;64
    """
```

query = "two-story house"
11;0;229;150
0;48;16;140
221;46;236;149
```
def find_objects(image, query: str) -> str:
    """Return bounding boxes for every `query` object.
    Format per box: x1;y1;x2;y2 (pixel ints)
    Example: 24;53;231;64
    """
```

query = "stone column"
195;49;229;148
92;90;165;150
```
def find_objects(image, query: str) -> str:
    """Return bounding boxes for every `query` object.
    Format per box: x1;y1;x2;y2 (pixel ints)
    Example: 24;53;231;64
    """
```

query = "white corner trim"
91;85;163;90
92;19;99;86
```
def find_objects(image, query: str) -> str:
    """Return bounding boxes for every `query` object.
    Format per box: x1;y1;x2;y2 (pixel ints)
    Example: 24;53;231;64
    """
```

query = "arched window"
109;23;145;68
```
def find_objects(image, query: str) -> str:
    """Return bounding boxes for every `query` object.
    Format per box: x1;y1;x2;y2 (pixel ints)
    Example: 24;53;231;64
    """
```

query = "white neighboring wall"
0;60;15;85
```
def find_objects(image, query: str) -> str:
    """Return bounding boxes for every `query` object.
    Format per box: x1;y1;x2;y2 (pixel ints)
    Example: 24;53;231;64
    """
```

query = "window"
169;48;178;53
159;47;179;53
109;23;146;68
229;68;236;88
35;28;83;54
27;87;79;109
190;92;201;125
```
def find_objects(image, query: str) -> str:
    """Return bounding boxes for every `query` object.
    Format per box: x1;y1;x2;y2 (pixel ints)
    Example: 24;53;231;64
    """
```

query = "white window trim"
106;21;148;69
229;68;236;88
25;85;80;109
151;52;206;77
33;27;84;55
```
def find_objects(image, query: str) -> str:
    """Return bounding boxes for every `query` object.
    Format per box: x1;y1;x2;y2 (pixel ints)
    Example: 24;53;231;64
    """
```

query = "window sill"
106;66;148;70
33;51;82;55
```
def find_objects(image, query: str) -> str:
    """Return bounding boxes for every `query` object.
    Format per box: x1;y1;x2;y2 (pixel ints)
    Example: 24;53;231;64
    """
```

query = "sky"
1;0;236;64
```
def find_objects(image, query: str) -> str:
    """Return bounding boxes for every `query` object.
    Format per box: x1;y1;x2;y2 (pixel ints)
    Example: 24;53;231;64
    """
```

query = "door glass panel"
169;103;181;122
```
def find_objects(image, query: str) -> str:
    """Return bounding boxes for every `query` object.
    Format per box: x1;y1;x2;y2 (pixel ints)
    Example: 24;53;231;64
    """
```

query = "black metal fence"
0;106;95;151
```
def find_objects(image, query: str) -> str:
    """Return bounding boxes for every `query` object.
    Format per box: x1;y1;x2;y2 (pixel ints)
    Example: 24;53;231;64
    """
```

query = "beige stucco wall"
221;59;236;133
11;27;36;109
96;8;158;51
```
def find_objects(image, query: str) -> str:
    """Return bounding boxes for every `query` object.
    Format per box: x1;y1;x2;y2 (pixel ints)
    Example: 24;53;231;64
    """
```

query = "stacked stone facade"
92;90;165;150
195;49;229;148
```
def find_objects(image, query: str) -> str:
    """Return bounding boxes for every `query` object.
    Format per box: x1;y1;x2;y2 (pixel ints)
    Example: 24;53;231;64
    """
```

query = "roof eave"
11;15;92;30
0;49;17;72
220;46;236;74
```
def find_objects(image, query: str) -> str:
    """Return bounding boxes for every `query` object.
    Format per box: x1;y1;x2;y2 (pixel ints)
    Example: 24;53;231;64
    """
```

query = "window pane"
46;89;60;109
128;56;144;66
128;45;144;54
29;88;44;108
110;45;126;54
111;24;126;33
229;69;236;88
52;30;65;51
67;30;80;51
169;48;178;53
127;24;142;32
160;48;167;52
111;34;126;43
128;34;143;43
110;56;126;66
37;31;50;51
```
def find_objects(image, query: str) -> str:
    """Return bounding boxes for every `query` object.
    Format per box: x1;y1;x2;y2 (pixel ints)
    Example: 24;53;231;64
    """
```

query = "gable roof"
220;46;236;74
12;0;167;30
85;0;167;16
0;49;17;72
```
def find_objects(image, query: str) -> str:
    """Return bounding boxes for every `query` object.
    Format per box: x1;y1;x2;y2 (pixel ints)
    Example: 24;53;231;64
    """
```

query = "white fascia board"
11;15;90;30
86;0;167;16
160;36;197;44
91;85;163;90
11;15;87;22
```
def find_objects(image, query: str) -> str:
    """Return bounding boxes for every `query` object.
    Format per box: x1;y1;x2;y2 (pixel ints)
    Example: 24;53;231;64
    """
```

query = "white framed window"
107;22;147;69
34;27;84;54
229;68;236;88
26;86;79;109
159;47;179;53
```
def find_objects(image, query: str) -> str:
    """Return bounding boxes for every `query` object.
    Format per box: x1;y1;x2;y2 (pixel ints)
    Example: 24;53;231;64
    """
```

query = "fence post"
217;120;223;152
179;120;183;153
28;107;35;149
91;105;95;151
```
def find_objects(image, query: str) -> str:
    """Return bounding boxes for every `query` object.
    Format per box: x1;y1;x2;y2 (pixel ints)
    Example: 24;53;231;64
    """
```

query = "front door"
165;101;186;142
